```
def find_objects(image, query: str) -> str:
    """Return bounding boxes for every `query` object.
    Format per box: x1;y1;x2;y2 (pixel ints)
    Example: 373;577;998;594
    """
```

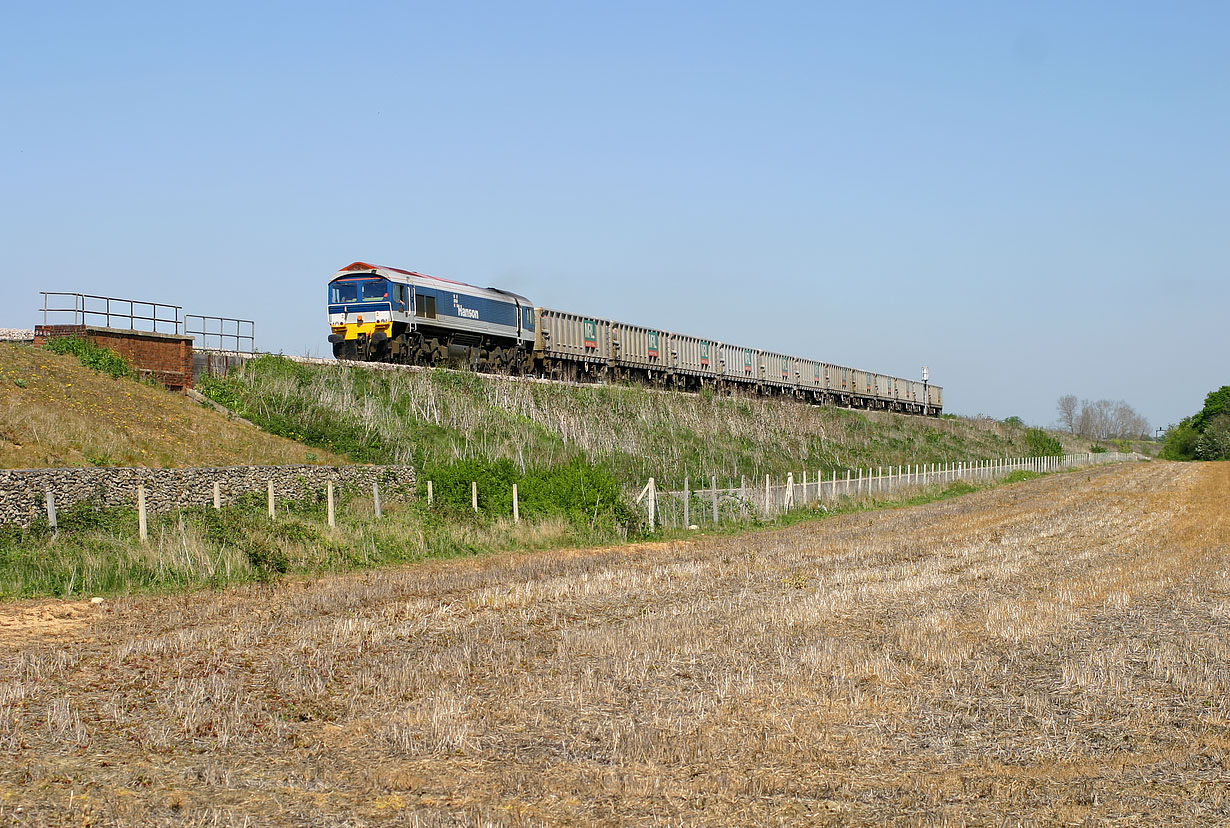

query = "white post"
802;470;808;503
648;477;656;532
471;481;478;513
138;484;148;542
765;474;771;517
45;490;57;535
267;480;275;519
712;475;719;523
213;481;220;510
327;480;335;528
373;482;382;519
684;477;690;527
786;472;794;510
427;480;434;506
513;483;520;524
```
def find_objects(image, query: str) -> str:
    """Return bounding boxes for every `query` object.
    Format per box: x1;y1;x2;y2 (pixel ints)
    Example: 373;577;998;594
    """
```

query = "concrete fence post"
471;481;478;513
427;480;434;506
138;484;148;542
765;474;771;517
327;480;335;528
267;480;275;519
648;477;656;532
684;476;690;527
45;490;57;536
711;475;719;524
213;481;220;510
785;472;794;510
512;483;519;524
373;482;382;519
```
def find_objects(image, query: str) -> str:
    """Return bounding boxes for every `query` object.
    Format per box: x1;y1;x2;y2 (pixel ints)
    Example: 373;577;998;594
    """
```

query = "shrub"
43;336;131;379
1024;428;1062;457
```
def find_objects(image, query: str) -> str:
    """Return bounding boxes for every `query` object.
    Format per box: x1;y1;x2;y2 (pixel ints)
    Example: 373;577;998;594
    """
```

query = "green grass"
43;335;133;379
0;487;629;599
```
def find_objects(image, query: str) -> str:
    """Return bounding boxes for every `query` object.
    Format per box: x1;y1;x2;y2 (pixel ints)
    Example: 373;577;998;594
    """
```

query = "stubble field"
2;461;1228;826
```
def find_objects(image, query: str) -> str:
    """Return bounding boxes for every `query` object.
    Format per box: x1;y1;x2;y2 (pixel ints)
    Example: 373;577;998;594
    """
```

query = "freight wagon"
326;262;943;415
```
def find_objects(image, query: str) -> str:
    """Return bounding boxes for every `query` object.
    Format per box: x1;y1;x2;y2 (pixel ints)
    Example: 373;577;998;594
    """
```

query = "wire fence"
636;452;1142;532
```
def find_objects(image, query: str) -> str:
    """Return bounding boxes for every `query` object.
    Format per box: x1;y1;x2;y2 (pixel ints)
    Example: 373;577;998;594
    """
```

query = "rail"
39;291;182;335
185;314;256;353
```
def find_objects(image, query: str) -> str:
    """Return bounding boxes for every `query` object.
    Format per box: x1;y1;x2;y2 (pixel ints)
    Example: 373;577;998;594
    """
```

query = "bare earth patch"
2;462;1228;826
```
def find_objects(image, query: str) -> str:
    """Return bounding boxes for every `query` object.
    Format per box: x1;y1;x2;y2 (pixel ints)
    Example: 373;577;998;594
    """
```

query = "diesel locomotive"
326;261;942;415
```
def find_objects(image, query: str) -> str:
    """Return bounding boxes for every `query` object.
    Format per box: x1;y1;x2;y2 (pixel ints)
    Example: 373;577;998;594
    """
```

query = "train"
326;261;942;415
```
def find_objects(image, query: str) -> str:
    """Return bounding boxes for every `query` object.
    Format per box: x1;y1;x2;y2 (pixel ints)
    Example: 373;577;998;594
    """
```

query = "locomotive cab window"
330;279;388;304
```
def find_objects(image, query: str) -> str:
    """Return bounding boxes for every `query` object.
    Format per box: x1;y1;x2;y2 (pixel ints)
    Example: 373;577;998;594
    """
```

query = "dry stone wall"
0;465;416;528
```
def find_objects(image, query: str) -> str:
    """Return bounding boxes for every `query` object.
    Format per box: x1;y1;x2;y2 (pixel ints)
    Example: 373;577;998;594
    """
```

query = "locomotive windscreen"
329;279;389;304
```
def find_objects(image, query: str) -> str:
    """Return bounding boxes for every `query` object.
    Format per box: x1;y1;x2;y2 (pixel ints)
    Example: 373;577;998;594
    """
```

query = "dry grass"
0;343;349;467
2;461;1228;826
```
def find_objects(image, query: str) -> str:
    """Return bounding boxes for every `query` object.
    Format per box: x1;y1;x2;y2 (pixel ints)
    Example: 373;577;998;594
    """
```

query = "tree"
1194;413;1230;460
1064;397;1149;441
1160;385;1230;461
1192;386;1230;433
1056;395;1079;433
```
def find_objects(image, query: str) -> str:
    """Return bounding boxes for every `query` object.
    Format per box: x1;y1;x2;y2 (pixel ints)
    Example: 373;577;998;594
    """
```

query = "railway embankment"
198;354;1094;490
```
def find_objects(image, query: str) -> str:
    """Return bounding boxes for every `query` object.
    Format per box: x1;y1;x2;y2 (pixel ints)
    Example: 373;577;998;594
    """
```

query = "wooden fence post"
373;482;382;519
327;480;335;528
137;485;148;542
513;483;520;524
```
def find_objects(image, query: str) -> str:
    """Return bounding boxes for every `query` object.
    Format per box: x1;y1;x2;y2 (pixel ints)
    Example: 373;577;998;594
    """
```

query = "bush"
1024;428;1062;457
1194;414;1230;460
1003;416;1024;428
419;458;637;534
1161;420;1200;461
44;336;132;379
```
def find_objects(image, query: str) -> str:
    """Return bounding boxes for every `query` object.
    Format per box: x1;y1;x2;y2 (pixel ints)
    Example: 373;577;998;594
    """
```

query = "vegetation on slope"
200;356;1084;489
0;342;349;468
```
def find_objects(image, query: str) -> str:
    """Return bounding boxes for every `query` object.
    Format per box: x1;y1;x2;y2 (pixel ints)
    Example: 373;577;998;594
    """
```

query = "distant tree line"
1161;386;1230;461
1055;395;1150;441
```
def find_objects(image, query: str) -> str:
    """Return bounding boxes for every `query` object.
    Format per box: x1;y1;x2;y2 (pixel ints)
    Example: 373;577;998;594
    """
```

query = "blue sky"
4;1;1226;430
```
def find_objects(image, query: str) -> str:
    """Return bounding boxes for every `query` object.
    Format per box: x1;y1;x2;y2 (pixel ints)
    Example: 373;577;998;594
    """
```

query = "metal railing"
185;314;256;353
40;292;182;335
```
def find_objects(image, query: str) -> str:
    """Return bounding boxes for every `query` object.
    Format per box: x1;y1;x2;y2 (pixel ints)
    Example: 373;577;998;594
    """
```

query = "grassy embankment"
2;346;1087;598
0;342;347;468
199;355;1088;488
